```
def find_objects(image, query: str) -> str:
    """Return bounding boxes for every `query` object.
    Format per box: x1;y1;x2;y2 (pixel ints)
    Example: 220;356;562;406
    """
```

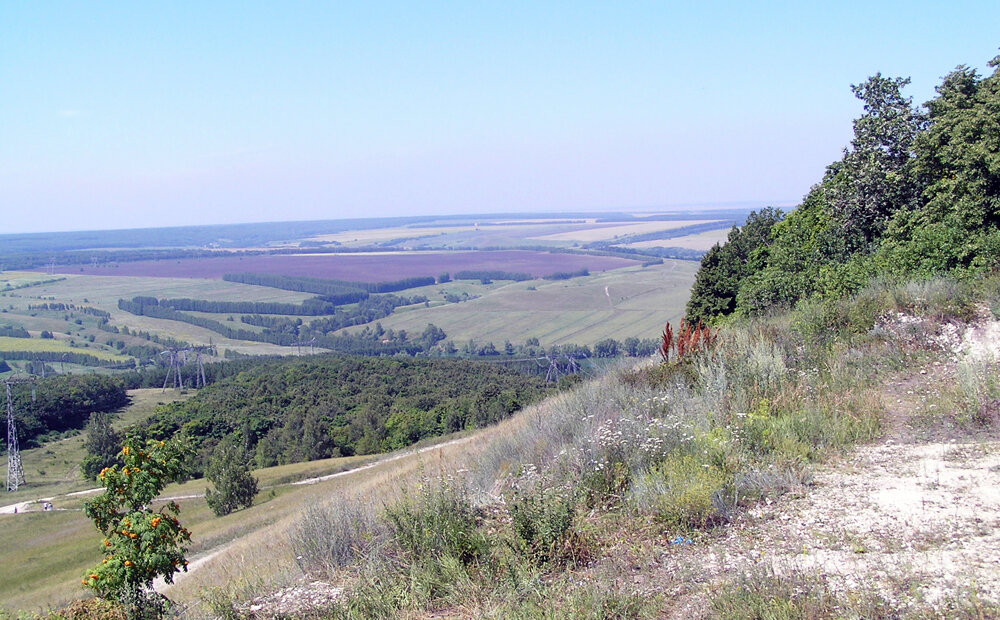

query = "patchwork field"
626;227;733;251
529;219;723;242
46;250;640;280
1;216;718;365
304;222;590;245
1;256;697;358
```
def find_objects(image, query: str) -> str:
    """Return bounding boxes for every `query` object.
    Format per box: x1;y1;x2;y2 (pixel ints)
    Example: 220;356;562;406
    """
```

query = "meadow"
1;389;191;506
0;406;441;613
1;255;698;366
0;336;129;362
339;261;699;345
0;274;322;359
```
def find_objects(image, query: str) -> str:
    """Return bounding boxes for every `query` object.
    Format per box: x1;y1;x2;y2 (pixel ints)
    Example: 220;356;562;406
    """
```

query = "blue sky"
1;2;998;233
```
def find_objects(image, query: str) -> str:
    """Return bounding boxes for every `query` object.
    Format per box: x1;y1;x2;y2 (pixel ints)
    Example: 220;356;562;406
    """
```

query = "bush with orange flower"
82;436;192;616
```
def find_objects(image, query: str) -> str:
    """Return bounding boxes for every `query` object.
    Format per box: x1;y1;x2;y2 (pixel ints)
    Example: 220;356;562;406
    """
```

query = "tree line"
116;293;436;354
2;374;128;448
221;272;436;301
0;350;126;368
155;296;337;316
453;270;532;282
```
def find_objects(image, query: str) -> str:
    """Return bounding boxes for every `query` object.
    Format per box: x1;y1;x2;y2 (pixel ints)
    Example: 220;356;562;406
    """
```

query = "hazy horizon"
0;202;775;237
3;2;998;234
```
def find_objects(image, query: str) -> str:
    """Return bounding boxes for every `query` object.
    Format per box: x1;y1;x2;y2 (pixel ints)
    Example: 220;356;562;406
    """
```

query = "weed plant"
290;495;384;576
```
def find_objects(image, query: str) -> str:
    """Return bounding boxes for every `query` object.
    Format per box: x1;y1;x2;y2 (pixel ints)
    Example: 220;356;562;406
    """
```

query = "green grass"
0;510;103;612
0;424;374;612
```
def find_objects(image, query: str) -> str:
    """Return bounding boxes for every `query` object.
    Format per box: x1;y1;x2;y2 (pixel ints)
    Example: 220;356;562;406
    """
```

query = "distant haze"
2;2;998;233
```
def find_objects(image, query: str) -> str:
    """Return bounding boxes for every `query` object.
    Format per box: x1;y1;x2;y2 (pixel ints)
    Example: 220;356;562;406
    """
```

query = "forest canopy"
136;355;553;472
687;52;1000;322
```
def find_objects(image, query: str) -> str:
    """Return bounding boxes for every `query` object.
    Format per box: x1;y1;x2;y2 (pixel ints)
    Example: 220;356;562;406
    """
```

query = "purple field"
53;251;641;281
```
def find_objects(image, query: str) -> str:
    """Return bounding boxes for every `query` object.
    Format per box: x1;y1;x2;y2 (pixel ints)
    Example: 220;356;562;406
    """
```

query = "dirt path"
1;433;476;517
655;315;1000;616
153;434;477;593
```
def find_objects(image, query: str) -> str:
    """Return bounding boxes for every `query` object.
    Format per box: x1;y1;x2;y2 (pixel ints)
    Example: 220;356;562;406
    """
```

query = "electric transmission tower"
544;354;561;383
190;345;216;388
5;375;35;492
291;338;317;355
160;348;189;392
162;346;216;391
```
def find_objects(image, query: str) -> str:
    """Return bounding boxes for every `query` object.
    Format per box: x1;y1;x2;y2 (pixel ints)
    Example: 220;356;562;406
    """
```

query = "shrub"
82;437;192;619
204;438;259;517
45;598;127;620
290;496;383;576
384;479;489;567
629;454;727;528
507;475;581;566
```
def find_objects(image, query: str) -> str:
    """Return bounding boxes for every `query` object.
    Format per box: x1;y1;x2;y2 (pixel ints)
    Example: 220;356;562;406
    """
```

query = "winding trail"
154;433;478;591
0;433;477;516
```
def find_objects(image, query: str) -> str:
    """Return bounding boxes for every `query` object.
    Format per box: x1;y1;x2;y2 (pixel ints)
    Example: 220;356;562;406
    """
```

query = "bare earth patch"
240;581;343;618
650;314;1000;616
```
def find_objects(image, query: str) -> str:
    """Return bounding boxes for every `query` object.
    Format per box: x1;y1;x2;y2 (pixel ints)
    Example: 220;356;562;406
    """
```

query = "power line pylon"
189;345;216;388
292;338;317;355
5;375;35;492
545;354;561;383
160;348;189;392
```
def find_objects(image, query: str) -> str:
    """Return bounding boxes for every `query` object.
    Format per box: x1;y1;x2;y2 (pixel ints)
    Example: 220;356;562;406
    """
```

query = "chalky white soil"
661;312;1000;616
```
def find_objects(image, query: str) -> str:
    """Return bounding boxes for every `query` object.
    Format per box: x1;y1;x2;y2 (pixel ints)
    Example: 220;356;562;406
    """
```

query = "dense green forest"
136;356;553;470
687;53;1000;322
2;375;128;448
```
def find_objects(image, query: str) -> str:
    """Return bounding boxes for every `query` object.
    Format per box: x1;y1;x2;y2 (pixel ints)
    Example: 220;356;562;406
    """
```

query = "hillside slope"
139;278;999;619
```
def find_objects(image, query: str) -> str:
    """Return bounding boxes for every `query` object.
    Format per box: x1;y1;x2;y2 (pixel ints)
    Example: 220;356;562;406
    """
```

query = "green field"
0;274;324;358
0;336;129;361
339;261;698;345
2;389;192;505
2;259;697;358
1;430;380;611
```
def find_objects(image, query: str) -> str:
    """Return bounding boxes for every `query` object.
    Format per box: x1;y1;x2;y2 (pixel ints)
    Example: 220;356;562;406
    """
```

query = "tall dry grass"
170;276;994;617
